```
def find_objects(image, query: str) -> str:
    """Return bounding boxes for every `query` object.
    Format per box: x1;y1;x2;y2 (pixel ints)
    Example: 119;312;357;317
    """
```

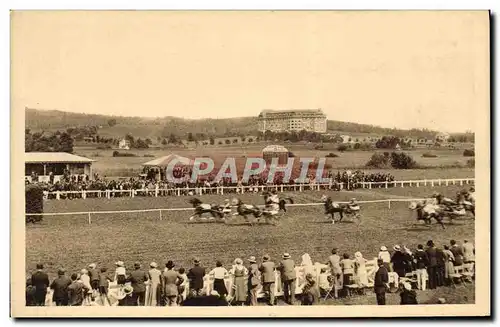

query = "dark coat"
435;248;446;267
414;250;429;269
400;290;418;305
31;271;50;294
450;245;464;265
391;251;407;275
67;281;90;306
50;276;72;301
374;266;389;292
129;269;149;293
425;247;438;267
187;266;206;290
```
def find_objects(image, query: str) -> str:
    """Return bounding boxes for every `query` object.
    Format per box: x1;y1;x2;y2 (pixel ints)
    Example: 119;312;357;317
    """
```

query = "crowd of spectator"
26;170;396;199
26;238;474;307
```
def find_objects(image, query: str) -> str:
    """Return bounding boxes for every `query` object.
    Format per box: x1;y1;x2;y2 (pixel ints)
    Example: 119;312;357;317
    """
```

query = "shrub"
353;142;361;150
325;152;339;158
225;139;231;145
466;158;475;168
314;144;324;150
96;145;112;150
112;151;137;157
390;152;417;169
366;152;391;168
143;154;155;157
247;138;254;143
463;149;475;157
422;152;438;158
337;144;348;152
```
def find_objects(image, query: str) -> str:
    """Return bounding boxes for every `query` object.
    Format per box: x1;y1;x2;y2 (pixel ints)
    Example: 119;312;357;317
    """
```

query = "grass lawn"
27;185;475;287
73;146;475;178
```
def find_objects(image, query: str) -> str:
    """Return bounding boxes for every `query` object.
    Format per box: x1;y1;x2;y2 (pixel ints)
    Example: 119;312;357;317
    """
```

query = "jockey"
348;198;360;211
222;199;232;215
265;191;280;214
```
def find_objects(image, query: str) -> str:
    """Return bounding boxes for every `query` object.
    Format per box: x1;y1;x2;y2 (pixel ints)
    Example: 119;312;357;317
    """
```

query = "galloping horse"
321;195;349;224
188;198;224;222
457;189;475;217
262;191;294;213
408;201;446;229
231;198;262;225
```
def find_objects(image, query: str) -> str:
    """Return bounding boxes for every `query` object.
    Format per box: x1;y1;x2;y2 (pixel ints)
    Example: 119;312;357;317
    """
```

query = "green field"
27;185;475;282
73;145;475;179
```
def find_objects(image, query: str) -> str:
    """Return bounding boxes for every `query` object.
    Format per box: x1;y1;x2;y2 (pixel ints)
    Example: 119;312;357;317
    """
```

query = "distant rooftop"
25;152;94;164
259;109;326;118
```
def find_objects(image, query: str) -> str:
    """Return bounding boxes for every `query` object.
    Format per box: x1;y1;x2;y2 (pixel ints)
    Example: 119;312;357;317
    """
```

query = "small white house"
118;139;130;150
435;132;450;143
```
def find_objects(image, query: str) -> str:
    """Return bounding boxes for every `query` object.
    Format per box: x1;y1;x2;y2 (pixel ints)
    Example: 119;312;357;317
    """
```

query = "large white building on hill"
258;109;327;133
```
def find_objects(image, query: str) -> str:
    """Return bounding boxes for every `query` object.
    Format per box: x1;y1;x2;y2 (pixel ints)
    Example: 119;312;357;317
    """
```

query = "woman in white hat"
354;252;368;287
146;262;161;306
378;246;392;272
229;258;248;305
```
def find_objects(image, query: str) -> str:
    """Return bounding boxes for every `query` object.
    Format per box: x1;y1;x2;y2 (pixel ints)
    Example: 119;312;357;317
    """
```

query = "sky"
11;11;489;132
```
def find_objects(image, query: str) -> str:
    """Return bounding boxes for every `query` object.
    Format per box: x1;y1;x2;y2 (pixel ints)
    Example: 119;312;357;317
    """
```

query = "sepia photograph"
10;10;490;318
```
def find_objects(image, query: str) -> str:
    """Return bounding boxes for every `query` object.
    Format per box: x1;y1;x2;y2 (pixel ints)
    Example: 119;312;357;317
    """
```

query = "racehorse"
188;198;224;222
456;190;475;217
320;195;350;224
231;198;263;225
408;201;446;229
262;191;294;213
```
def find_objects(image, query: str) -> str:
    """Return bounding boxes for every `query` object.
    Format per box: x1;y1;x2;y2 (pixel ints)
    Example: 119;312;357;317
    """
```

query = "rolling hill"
25;108;439;140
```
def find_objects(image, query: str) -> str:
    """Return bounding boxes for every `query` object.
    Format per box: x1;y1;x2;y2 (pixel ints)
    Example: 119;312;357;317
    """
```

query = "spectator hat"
263;254;270;261
193;258;200;264
81;269;88;275
380;246;388;251
393;245;401;251
134;262;141;268
166;261;175;269
58;268;66;275
88;263;96;269
115;261;124;267
282;253;291;259
234;258;243;265
123;285;133;295
248;256;257;263
150;262;158;268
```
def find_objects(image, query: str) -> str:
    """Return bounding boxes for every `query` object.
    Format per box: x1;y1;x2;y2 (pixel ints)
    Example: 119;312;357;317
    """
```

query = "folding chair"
322;277;337;301
462;263;475;282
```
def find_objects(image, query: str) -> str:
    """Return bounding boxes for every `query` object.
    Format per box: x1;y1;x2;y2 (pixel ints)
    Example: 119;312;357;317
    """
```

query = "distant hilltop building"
258;109;327;133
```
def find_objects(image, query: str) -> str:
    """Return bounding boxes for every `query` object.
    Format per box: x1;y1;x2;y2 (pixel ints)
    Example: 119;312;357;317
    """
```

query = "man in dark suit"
49;269;71;306
374;259;389;305
129;262;149;306
31;263;50;306
425;240;438;289
67;273;90;306
278;253;296;305
435;246;446;287
259;254;276;306
187;258;206;297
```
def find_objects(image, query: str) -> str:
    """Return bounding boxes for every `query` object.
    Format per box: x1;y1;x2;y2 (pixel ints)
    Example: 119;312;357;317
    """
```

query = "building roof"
25;152;94;164
259;109;326;118
143;154;194;167
262;145;289;153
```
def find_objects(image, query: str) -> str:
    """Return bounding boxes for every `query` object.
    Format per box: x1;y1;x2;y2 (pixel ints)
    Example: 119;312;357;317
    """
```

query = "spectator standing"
414;244;429;290
378;246;392;272
98;267;112;306
114;261;127;285
79;269;92;305
435;246;446;287
26;278;36;306
162;261;184;306
354;251;369;287
209;261;229;298
443;245;455;286
31;263;50;306
230;258;248;306
278;253;296;305
450;240;464;266
374;259;389;305
68;273;90;306
187;258;206;298
177;268;189;305
340;253;355;297
50;269;71;306
147;262;161;306
259;254;276;306
88;263;100;297
247;256;261;306
425;240;438;289
327;248;342;298
462;240;475;264
391;245;407;278
129;262;149;306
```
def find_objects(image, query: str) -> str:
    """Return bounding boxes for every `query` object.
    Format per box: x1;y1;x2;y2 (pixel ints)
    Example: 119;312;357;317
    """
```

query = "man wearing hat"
31;263;50;306
49;268;71;306
391;245;407;278
426;240;438;289
187;258;206;298
259;254;276;306
247;256;260;306
129;262;149;306
374;259;389;305
68;273;90;306
114;261;127;285
279;253;296;305
88;263;100;295
147;262;161;306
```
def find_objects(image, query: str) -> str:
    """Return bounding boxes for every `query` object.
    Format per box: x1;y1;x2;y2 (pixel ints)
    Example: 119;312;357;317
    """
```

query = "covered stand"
262;144;289;166
142;154;194;181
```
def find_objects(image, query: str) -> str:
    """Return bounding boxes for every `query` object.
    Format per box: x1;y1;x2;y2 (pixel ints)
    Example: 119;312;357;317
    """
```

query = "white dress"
355;258;368;286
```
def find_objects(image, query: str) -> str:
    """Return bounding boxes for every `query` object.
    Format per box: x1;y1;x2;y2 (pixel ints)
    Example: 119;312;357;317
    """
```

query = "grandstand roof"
25;152;94;164
143;154;194;167
262;144;289;153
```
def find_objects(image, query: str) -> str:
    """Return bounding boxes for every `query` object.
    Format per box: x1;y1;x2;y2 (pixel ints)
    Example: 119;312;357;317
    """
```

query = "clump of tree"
25;129;74;153
463;149;475;157
466;158;475;168
112;151;137;157
422;152;438;158
325;152;339;158
366;151;417;169
375;136;410;149
337;144;349;152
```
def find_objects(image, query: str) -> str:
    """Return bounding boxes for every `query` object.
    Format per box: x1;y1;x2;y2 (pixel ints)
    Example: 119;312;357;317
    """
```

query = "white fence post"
388;200;391;209
88;213;92;225
159;210;162;221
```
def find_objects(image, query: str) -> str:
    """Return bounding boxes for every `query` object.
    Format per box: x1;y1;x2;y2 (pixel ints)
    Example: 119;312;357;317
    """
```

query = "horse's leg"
435;215;446;229
339;210;343;222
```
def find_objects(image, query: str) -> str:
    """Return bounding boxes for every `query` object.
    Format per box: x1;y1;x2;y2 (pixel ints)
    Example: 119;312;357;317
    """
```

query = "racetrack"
26;185;475;281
